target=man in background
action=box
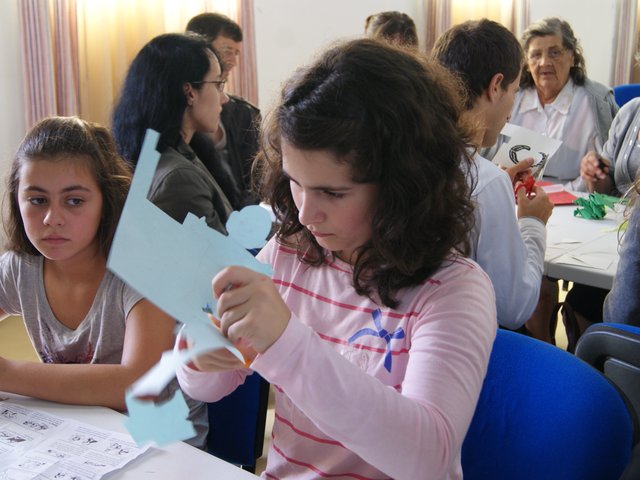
[187,12,261,210]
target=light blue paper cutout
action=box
[123,391,196,447]
[127,324,236,398]
[227,205,273,249]
[108,129,273,445]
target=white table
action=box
[0,392,259,480]
[544,203,623,289]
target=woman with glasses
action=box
[112,33,232,234]
[491,18,618,348]
[493,17,618,192]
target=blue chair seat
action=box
[614,84,640,108]
[462,329,633,480]
[206,372,270,473]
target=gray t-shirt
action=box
[0,252,141,364]
[0,251,209,449]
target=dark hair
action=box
[111,33,220,165]
[432,19,523,110]
[256,39,474,308]
[186,12,242,43]
[364,11,418,48]
[5,116,131,257]
[520,17,586,88]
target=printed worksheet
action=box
[0,401,150,479]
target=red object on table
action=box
[515,179,578,205]
[537,181,578,205]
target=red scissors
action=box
[514,175,535,200]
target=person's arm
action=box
[475,173,548,328]
[175,332,252,403]
[248,262,496,479]
[0,299,175,411]
[516,184,554,223]
[176,239,278,401]
[604,205,640,326]
[607,99,640,195]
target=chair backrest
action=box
[614,84,640,108]
[575,323,640,444]
[461,329,633,480]
[206,372,270,473]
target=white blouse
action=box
[512,79,597,190]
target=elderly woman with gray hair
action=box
[500,17,618,191]
[489,18,618,348]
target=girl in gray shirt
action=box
[0,117,206,447]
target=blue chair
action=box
[206,372,270,473]
[576,323,640,479]
[461,329,634,480]
[613,84,640,108]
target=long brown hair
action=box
[5,116,131,257]
[256,39,475,308]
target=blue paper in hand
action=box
[109,129,273,446]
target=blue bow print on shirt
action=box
[348,309,405,372]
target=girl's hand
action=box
[213,266,291,354]
[193,348,247,372]
[177,333,245,372]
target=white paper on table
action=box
[0,400,150,479]
[553,252,613,270]
[549,238,582,245]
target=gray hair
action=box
[520,17,586,88]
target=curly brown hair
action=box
[4,116,131,258]
[255,39,475,308]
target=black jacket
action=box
[190,94,261,210]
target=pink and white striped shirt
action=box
[177,239,497,480]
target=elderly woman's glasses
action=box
[190,80,226,92]
[527,48,567,63]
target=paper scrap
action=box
[123,392,196,447]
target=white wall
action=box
[0,0,25,176]
[0,1,624,164]
[253,1,624,113]
[253,0,424,112]
[529,0,618,87]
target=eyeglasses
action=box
[190,80,226,92]
[217,46,240,57]
[527,47,567,63]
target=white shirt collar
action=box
[518,78,575,115]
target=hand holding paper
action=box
[505,157,534,186]
[494,123,562,180]
[107,129,274,446]
[213,265,292,355]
